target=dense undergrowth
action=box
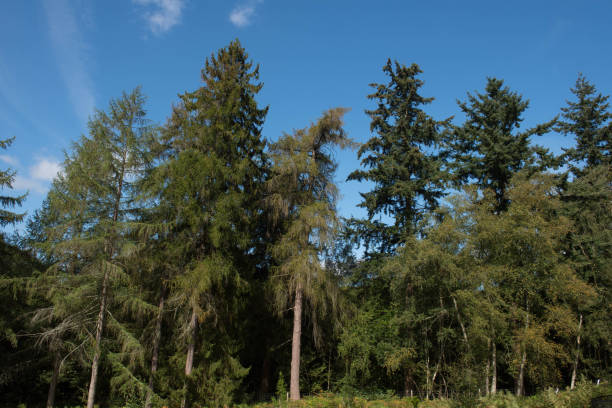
[250,382,611,408]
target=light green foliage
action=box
[268,107,354,339]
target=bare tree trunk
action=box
[181,308,198,408]
[516,348,527,396]
[145,290,166,408]
[515,311,529,397]
[570,314,583,390]
[425,355,430,400]
[86,266,110,408]
[452,296,469,351]
[47,350,61,408]
[259,351,271,399]
[404,369,412,397]
[490,341,497,395]
[485,338,490,396]
[290,282,303,401]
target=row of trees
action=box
[0,40,610,407]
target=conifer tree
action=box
[146,39,268,408]
[348,60,449,253]
[557,76,612,383]
[557,74,611,174]
[0,137,26,227]
[451,78,555,212]
[40,88,154,408]
[267,108,353,400]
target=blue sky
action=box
[1,0,611,233]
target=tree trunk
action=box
[86,266,110,408]
[145,290,166,408]
[516,348,527,396]
[290,282,303,401]
[181,308,198,408]
[404,369,412,397]
[485,338,490,396]
[570,314,583,390]
[515,310,529,397]
[490,340,497,395]
[47,350,61,408]
[259,350,271,399]
[452,296,469,351]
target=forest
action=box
[0,39,610,408]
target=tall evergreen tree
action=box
[557,74,611,174]
[451,78,555,212]
[267,108,353,400]
[348,60,449,253]
[39,88,155,408]
[145,39,268,408]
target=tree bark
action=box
[290,282,303,401]
[86,265,110,408]
[259,352,271,399]
[515,310,529,397]
[404,369,412,397]
[181,308,198,408]
[570,314,583,390]
[485,338,490,396]
[490,340,497,395]
[47,350,62,408]
[452,296,469,351]
[145,289,166,408]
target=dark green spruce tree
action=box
[557,75,612,384]
[145,39,268,408]
[348,60,449,253]
[451,78,555,212]
[557,74,611,175]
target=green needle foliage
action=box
[451,78,556,212]
[35,87,155,408]
[0,137,26,227]
[557,74,612,174]
[348,60,449,253]
[1,42,610,407]
[144,39,268,407]
[267,108,353,400]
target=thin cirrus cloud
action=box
[229,0,262,27]
[13,158,62,195]
[133,0,186,34]
[0,155,18,167]
[42,0,96,126]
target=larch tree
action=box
[267,108,353,400]
[40,88,155,408]
[347,60,449,253]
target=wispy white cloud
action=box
[0,155,18,166]
[133,0,186,34]
[229,0,262,27]
[13,157,62,194]
[30,158,62,182]
[43,0,96,125]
